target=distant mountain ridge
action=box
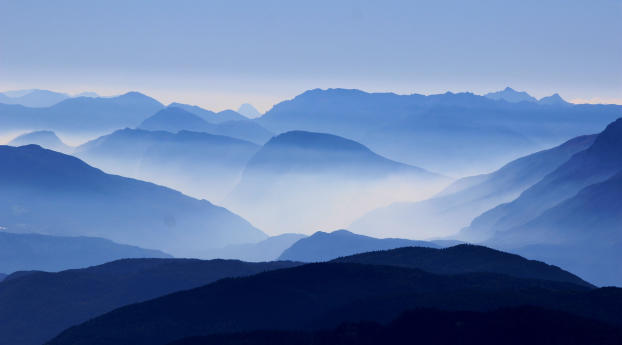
[75,128,261,201]
[485,87,537,103]
[140,107,273,144]
[0,91,164,133]
[0,144,266,256]
[256,88,620,175]
[0,89,70,107]
[278,230,440,262]
[0,231,169,274]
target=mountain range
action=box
[139,106,273,144]
[0,258,300,345]
[0,231,169,274]
[278,230,440,262]
[225,130,447,234]
[48,247,620,345]
[75,128,261,201]
[0,91,164,135]
[0,144,266,256]
[205,233,307,262]
[0,89,70,107]
[256,88,620,175]
[351,134,597,239]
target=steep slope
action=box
[207,233,307,262]
[75,128,260,201]
[9,130,72,153]
[225,131,446,234]
[491,171,622,286]
[0,144,266,256]
[463,117,622,242]
[0,259,299,345]
[0,89,69,107]
[169,307,622,345]
[140,107,272,144]
[0,231,169,274]
[0,91,164,133]
[48,262,620,345]
[278,230,439,262]
[256,88,621,175]
[351,134,596,239]
[333,244,590,287]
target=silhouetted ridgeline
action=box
[0,144,266,256]
[0,231,169,273]
[167,307,622,345]
[256,88,621,174]
[205,233,307,262]
[9,130,72,153]
[0,258,300,345]
[48,258,620,345]
[75,128,260,201]
[332,244,591,287]
[0,91,163,132]
[278,230,440,262]
[0,89,70,107]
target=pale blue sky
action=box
[1,0,620,111]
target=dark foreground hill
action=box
[48,262,620,345]
[169,307,622,345]
[0,259,299,345]
[0,231,169,273]
[333,244,591,287]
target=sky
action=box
[1,0,621,112]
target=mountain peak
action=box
[539,93,569,105]
[237,103,261,118]
[485,87,537,103]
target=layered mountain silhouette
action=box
[225,131,446,233]
[207,233,307,262]
[0,89,70,107]
[75,128,260,201]
[0,144,266,256]
[539,93,570,106]
[0,273,5,282]
[0,231,169,274]
[256,88,620,174]
[139,107,273,144]
[463,118,622,241]
[0,91,163,133]
[278,230,439,262]
[48,258,620,345]
[169,103,249,123]
[332,244,590,287]
[458,117,622,286]
[169,307,622,345]
[0,259,300,345]
[9,130,72,153]
[351,134,596,239]
[484,87,537,103]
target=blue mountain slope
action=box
[256,88,621,174]
[0,89,70,107]
[140,107,272,144]
[463,118,622,242]
[9,130,72,153]
[0,92,164,133]
[351,134,597,239]
[75,128,260,201]
[0,231,170,274]
[0,144,266,256]
[225,131,446,234]
[278,230,439,262]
